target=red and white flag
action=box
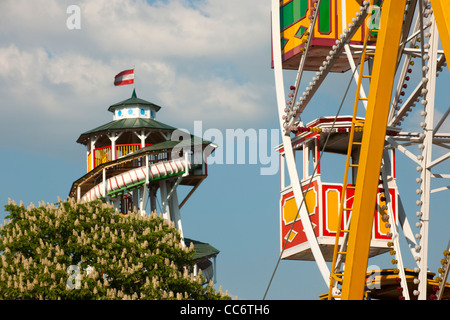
[114,69,134,86]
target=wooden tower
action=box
[69,89,220,283]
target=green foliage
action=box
[0,198,229,300]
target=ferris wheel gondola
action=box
[271,0,450,300]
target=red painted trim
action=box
[168,160,175,173]
[127,171,134,184]
[155,163,161,177]
[94,145,112,151]
[392,149,396,179]
[149,168,154,179]
[316,136,321,175]
[280,180,320,251]
[321,183,344,237]
[282,45,303,63]
[292,132,319,145]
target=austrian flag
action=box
[114,69,134,86]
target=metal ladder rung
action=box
[327,18,376,301]
[331,273,344,281]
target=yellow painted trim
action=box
[282,188,316,225]
[88,152,93,172]
[341,0,408,300]
[304,188,317,215]
[283,197,299,225]
[326,189,340,233]
[430,0,450,75]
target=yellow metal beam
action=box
[340,0,407,300]
[430,0,450,73]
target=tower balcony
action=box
[88,143,153,171]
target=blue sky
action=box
[0,0,449,300]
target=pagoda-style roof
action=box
[108,89,162,113]
[76,118,176,144]
[77,90,175,145]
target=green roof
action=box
[108,89,162,113]
[137,136,215,153]
[77,118,177,143]
[184,238,220,261]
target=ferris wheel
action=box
[270,0,450,300]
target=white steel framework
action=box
[270,0,449,300]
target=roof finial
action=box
[132,88,137,98]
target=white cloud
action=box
[0,0,275,158]
[0,44,112,113]
[0,0,272,141]
[79,0,268,59]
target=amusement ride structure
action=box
[271,0,450,299]
[68,88,219,283]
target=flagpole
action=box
[133,65,135,91]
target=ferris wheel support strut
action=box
[380,152,410,300]
[340,0,408,300]
[271,0,330,286]
[415,14,439,300]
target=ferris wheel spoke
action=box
[271,0,331,286]
[411,11,441,299]
[389,55,446,128]
[271,0,450,300]
[282,3,370,135]
[433,106,450,135]
[396,195,421,264]
[388,0,421,123]
[380,154,410,299]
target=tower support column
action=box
[107,132,123,161]
[168,180,185,246]
[149,186,157,214]
[159,180,170,221]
